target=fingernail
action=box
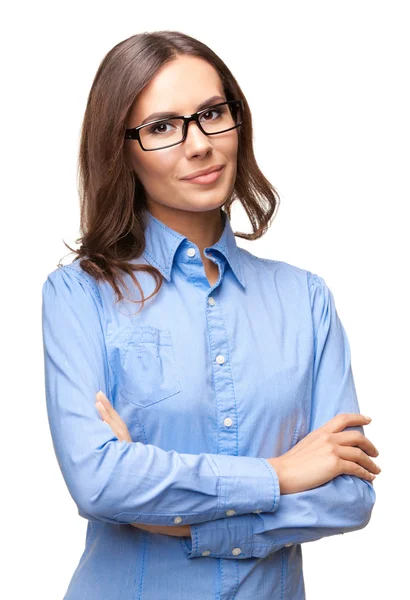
[363,415,372,421]
[96,400,106,412]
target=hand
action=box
[95,391,191,538]
[130,523,191,537]
[268,413,381,495]
[95,390,132,442]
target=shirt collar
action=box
[142,208,246,288]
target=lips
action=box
[181,166,225,185]
[182,165,224,180]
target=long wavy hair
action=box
[61,30,281,312]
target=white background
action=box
[2,1,408,598]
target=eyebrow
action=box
[139,95,227,126]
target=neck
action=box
[145,202,225,254]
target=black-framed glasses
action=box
[124,99,243,151]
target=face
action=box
[124,55,239,218]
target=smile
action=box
[182,166,225,185]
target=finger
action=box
[337,458,378,482]
[96,392,123,427]
[96,392,129,432]
[96,391,125,427]
[338,446,381,475]
[321,413,372,434]
[95,398,116,427]
[96,400,109,422]
[95,392,133,443]
[96,390,113,412]
[96,402,132,442]
[95,399,118,427]
[334,430,379,457]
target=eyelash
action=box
[147,107,224,135]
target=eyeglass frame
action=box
[124,99,244,151]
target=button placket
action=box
[185,245,221,290]
[205,267,241,575]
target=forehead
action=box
[129,55,225,122]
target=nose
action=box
[184,119,213,153]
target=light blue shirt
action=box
[42,208,376,599]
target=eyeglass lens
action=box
[139,102,241,150]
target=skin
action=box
[93,56,382,537]
[124,54,240,287]
[96,55,241,537]
[95,387,382,539]
[96,391,191,537]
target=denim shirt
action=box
[41,208,376,599]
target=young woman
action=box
[42,30,380,600]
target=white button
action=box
[174,516,182,524]
[202,550,211,556]
[216,354,225,364]
[208,297,216,306]
[253,509,262,514]
[232,547,242,556]
[187,248,196,257]
[224,417,233,427]
[285,543,293,547]
[226,509,236,516]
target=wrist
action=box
[268,457,285,493]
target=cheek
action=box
[231,135,239,160]
[132,153,177,186]
[220,134,238,164]
[223,138,239,174]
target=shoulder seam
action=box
[63,265,103,309]
[307,270,323,287]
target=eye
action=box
[200,107,224,122]
[147,121,176,135]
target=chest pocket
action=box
[119,325,181,408]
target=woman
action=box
[41,31,380,599]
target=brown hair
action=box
[61,30,281,312]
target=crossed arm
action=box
[96,391,191,538]
[95,389,378,559]
[43,267,377,560]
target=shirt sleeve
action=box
[181,271,376,559]
[42,265,280,526]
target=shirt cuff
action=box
[209,455,280,518]
[180,457,280,559]
[181,514,259,559]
